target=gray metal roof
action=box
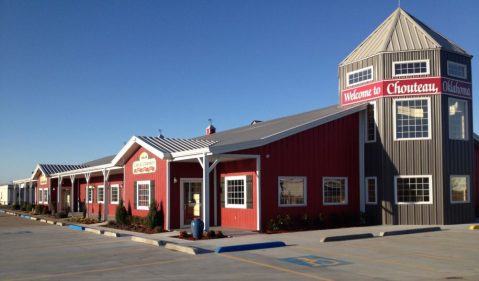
[39,164,88,176]
[341,8,470,65]
[82,155,115,167]
[137,136,217,154]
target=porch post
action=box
[202,153,210,230]
[84,172,91,218]
[102,169,110,221]
[29,182,33,204]
[57,176,63,212]
[23,184,27,204]
[13,184,17,205]
[70,175,76,212]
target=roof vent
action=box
[158,129,165,139]
[206,118,216,135]
[250,120,262,125]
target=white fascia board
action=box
[49,164,121,178]
[170,147,211,159]
[111,136,138,166]
[13,178,35,184]
[211,104,368,155]
[111,136,169,166]
[30,165,46,180]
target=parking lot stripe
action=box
[219,253,334,281]
[4,257,190,281]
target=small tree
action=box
[115,199,128,225]
[127,201,132,218]
[146,200,159,229]
[98,203,102,221]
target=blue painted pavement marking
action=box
[280,255,350,268]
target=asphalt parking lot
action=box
[1,213,479,281]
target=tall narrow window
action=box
[323,177,348,205]
[395,176,432,204]
[393,60,429,76]
[87,186,93,203]
[450,176,469,203]
[111,184,119,204]
[39,189,43,204]
[97,186,104,203]
[365,177,377,204]
[447,61,467,79]
[347,66,373,87]
[366,102,376,142]
[394,98,430,140]
[225,176,246,208]
[278,177,307,206]
[43,189,49,204]
[448,98,467,140]
[136,181,150,210]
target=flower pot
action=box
[191,218,204,239]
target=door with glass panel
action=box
[180,179,202,227]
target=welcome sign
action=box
[132,152,156,174]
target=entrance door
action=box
[62,188,71,211]
[180,179,202,227]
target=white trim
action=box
[87,186,94,203]
[447,61,467,79]
[393,97,431,141]
[322,177,348,206]
[179,178,203,228]
[392,59,430,77]
[256,156,261,231]
[224,175,247,209]
[136,180,151,210]
[450,175,470,204]
[110,184,120,205]
[346,66,373,87]
[394,175,433,205]
[97,185,105,204]
[278,176,307,207]
[365,177,377,205]
[365,101,377,143]
[448,97,469,141]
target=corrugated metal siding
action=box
[382,50,441,79]
[339,55,382,95]
[441,51,472,81]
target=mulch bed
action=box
[175,230,229,240]
[103,222,166,234]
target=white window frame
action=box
[365,177,377,205]
[450,175,470,204]
[225,175,247,209]
[346,66,373,87]
[394,175,433,205]
[448,97,468,141]
[392,59,430,77]
[97,185,105,204]
[110,184,120,205]
[87,186,94,203]
[393,97,431,141]
[365,101,377,143]
[447,61,467,79]
[278,176,307,207]
[136,180,151,210]
[322,177,348,206]
[38,188,44,204]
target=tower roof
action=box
[340,8,470,66]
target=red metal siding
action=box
[78,174,124,219]
[36,175,50,206]
[232,113,360,230]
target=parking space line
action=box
[219,253,334,281]
[4,257,191,281]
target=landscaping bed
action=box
[103,221,165,234]
[175,230,228,240]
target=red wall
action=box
[78,174,124,219]
[231,113,360,230]
[36,175,50,206]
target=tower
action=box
[339,8,473,224]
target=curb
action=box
[69,225,85,231]
[165,243,198,255]
[320,233,375,242]
[103,231,121,237]
[85,228,104,235]
[131,236,165,247]
[40,219,47,223]
[469,225,479,230]
[56,222,66,226]
[215,241,286,253]
[30,217,39,221]
[378,227,442,237]
[46,220,56,225]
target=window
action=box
[394,98,430,140]
[395,176,432,204]
[393,60,429,76]
[450,175,469,203]
[136,180,150,210]
[447,61,467,79]
[111,184,119,204]
[366,177,377,204]
[225,176,246,208]
[87,186,93,203]
[43,188,49,204]
[448,98,467,140]
[347,66,373,86]
[323,177,348,205]
[366,102,377,142]
[97,186,104,203]
[278,177,307,206]
[38,189,43,204]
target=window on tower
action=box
[347,66,373,87]
[393,60,429,76]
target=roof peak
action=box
[340,7,470,65]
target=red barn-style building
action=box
[11,8,478,230]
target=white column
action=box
[57,176,63,212]
[29,182,33,204]
[102,169,110,221]
[23,184,27,204]
[70,175,76,212]
[85,172,91,218]
[202,154,210,230]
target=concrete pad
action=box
[165,243,198,255]
[131,236,164,247]
[320,233,375,242]
[103,231,121,237]
[215,241,286,253]
[85,228,104,235]
[378,226,441,237]
[469,225,479,230]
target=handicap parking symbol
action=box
[280,255,350,268]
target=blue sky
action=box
[1,0,478,183]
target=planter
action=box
[191,218,204,239]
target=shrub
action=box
[56,211,68,219]
[267,214,293,231]
[98,203,102,221]
[127,201,132,217]
[34,205,43,215]
[115,199,128,225]
[179,231,189,238]
[205,230,216,239]
[12,203,20,210]
[41,206,50,215]
[20,203,27,211]
[146,200,159,229]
